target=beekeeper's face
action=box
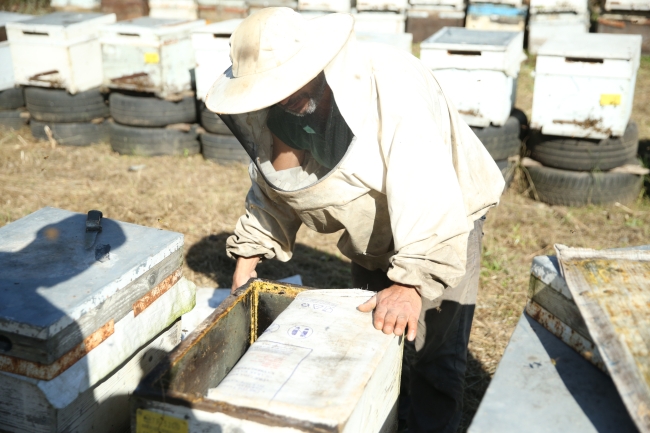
[277,72,327,117]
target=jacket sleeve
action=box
[226,176,303,262]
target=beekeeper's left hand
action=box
[357,284,422,341]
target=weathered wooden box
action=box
[0,12,32,92]
[0,207,196,432]
[6,12,116,94]
[100,17,205,100]
[406,6,466,44]
[605,0,650,11]
[132,281,403,433]
[298,0,351,13]
[192,19,242,101]
[353,11,407,34]
[528,0,588,15]
[530,33,642,139]
[598,13,650,55]
[420,27,524,127]
[356,0,408,13]
[527,12,589,55]
[465,4,528,32]
[198,0,248,21]
[149,0,200,20]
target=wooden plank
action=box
[556,245,650,433]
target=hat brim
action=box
[205,13,354,115]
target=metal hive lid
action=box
[17,11,107,27]
[538,33,642,61]
[0,207,183,340]
[0,12,32,28]
[422,27,521,51]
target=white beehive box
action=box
[529,0,588,14]
[353,11,407,33]
[531,33,642,139]
[50,0,101,10]
[299,0,351,13]
[197,0,248,21]
[409,0,465,9]
[465,4,528,32]
[0,12,32,92]
[6,12,116,94]
[357,0,409,12]
[149,0,199,19]
[421,27,524,127]
[134,288,402,433]
[605,0,650,11]
[527,12,589,55]
[357,31,413,52]
[406,5,466,43]
[101,17,205,100]
[192,19,242,101]
[469,0,522,7]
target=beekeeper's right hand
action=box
[232,256,261,293]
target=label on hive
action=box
[144,52,160,64]
[136,408,188,433]
[600,94,621,106]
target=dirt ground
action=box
[1,38,649,432]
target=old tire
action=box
[471,111,524,160]
[201,132,250,164]
[528,122,639,172]
[109,93,197,127]
[0,87,25,110]
[200,105,232,135]
[110,122,200,156]
[31,120,109,146]
[25,87,109,122]
[495,159,515,190]
[0,110,29,130]
[527,165,643,206]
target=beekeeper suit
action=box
[206,8,505,433]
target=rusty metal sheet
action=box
[556,245,650,433]
[0,319,114,380]
[133,269,182,316]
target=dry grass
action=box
[1,55,649,431]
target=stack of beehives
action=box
[465,0,527,33]
[0,207,195,433]
[100,0,150,21]
[421,27,527,188]
[100,17,205,157]
[0,12,31,131]
[406,0,466,43]
[7,12,114,146]
[527,0,589,55]
[597,0,650,55]
[197,0,249,21]
[149,0,200,19]
[526,33,649,207]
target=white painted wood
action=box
[527,12,589,55]
[6,12,116,93]
[203,289,402,431]
[101,17,205,99]
[298,0,351,13]
[0,13,32,91]
[51,0,101,9]
[531,33,642,138]
[605,0,650,11]
[357,31,413,52]
[408,0,465,9]
[149,0,199,20]
[469,0,523,7]
[529,0,588,14]
[356,0,408,12]
[353,12,406,34]
[420,28,524,126]
[0,321,181,433]
[192,19,242,101]
[465,4,528,32]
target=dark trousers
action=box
[351,218,484,433]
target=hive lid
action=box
[0,207,183,341]
[538,33,642,61]
[104,16,205,36]
[0,12,33,28]
[422,27,521,51]
[192,18,243,35]
[467,3,528,16]
[16,11,108,27]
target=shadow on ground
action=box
[459,352,492,432]
[185,232,352,289]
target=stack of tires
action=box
[26,87,110,146]
[471,108,527,189]
[0,88,29,130]
[526,122,643,206]
[109,92,200,157]
[199,103,250,164]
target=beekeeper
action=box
[206,8,504,433]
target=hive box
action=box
[0,12,32,92]
[530,33,642,139]
[101,17,205,100]
[527,12,589,55]
[598,13,650,55]
[469,0,522,8]
[406,6,466,43]
[298,0,351,13]
[421,27,524,127]
[409,0,465,9]
[465,4,528,32]
[605,0,650,11]
[198,0,248,20]
[353,11,407,33]
[51,0,101,11]
[357,0,409,13]
[0,207,195,432]
[132,281,403,433]
[248,0,299,14]
[6,12,116,94]
[101,0,150,21]
[192,19,242,101]
[529,0,587,15]
[357,31,414,52]
[149,0,199,19]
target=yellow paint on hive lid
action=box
[136,409,188,433]
[600,94,621,106]
[144,52,160,64]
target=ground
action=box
[0,10,649,429]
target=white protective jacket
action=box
[225,35,505,301]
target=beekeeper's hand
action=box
[232,256,261,293]
[357,284,422,341]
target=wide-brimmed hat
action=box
[205,8,354,114]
